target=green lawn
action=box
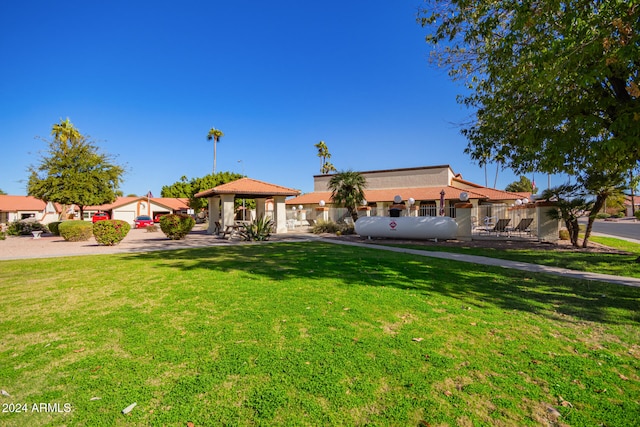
[1,242,639,426]
[389,236,640,279]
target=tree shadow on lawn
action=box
[125,242,640,326]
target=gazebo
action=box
[194,177,300,234]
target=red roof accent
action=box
[0,195,49,211]
[84,197,190,211]
[195,178,300,198]
[287,185,524,205]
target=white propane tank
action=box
[355,216,458,240]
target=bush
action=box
[145,224,159,233]
[559,229,570,240]
[240,215,274,241]
[635,210,640,221]
[93,220,131,246]
[58,221,93,242]
[48,221,63,236]
[7,220,49,236]
[311,220,341,234]
[595,212,611,219]
[0,231,5,241]
[159,214,195,240]
[311,220,355,235]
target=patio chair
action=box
[511,218,534,237]
[489,218,511,235]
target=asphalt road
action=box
[580,218,640,242]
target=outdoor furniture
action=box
[479,216,497,234]
[221,222,246,239]
[510,218,534,237]
[32,231,43,239]
[489,218,511,236]
[214,221,222,234]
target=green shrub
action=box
[0,231,5,241]
[159,214,195,240]
[58,221,93,242]
[7,220,49,236]
[595,212,611,219]
[48,221,63,236]
[240,215,274,241]
[311,220,341,234]
[635,210,640,221]
[311,220,355,235]
[93,220,131,246]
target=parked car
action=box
[92,212,110,223]
[153,213,168,223]
[134,215,154,228]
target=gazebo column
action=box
[273,196,287,233]
[255,198,267,220]
[221,194,235,231]
[207,196,220,234]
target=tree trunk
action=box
[582,194,607,248]
[565,219,580,247]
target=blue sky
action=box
[0,0,563,197]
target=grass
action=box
[0,242,638,426]
[390,237,640,279]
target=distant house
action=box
[0,195,61,225]
[83,197,190,223]
[0,195,191,226]
[286,165,531,220]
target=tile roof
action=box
[287,186,491,205]
[195,178,300,198]
[0,195,48,211]
[84,197,190,211]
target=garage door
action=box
[113,210,136,225]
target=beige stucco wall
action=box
[314,166,453,191]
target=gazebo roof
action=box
[194,177,300,199]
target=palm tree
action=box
[51,117,82,146]
[207,127,224,174]
[328,170,367,222]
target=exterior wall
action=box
[314,166,453,192]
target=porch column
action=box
[221,194,235,231]
[536,202,559,243]
[255,198,266,220]
[454,202,473,241]
[207,196,220,234]
[273,196,287,233]
[377,202,388,216]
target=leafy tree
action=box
[0,188,6,195]
[418,1,640,182]
[328,170,367,222]
[27,118,125,218]
[314,141,337,174]
[207,127,224,175]
[539,184,593,248]
[161,175,191,198]
[578,167,627,247]
[505,176,537,194]
[162,172,244,213]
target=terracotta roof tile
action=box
[195,178,300,198]
[0,195,48,211]
[287,186,491,205]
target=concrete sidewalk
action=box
[321,238,640,288]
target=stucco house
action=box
[286,165,531,221]
[0,195,62,225]
[83,197,190,223]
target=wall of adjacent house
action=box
[313,166,452,192]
